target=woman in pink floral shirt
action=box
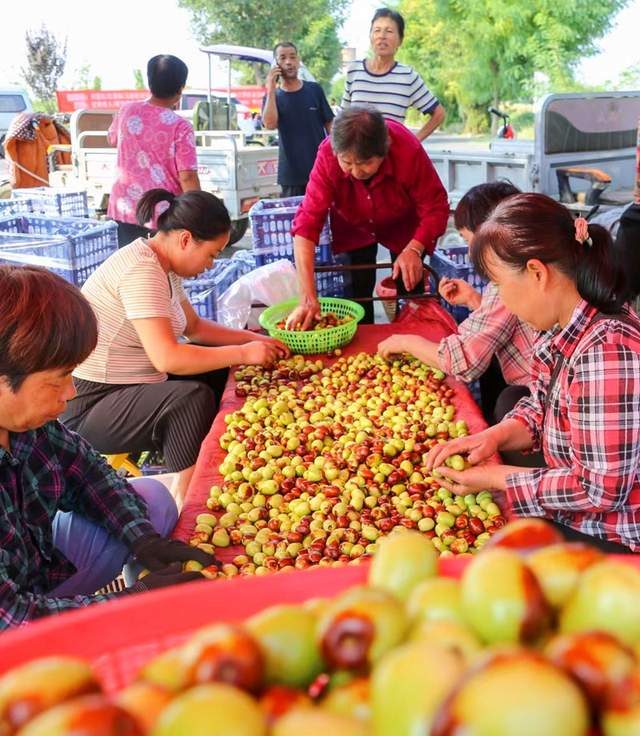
[108,55,200,246]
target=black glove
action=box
[131,533,221,571]
[130,562,206,592]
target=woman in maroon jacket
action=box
[288,106,449,326]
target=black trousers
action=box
[345,243,378,324]
[344,243,426,324]
[549,520,634,554]
[479,356,507,424]
[62,370,228,472]
[115,221,151,248]
[281,185,306,198]
[493,384,546,468]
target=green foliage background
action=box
[178,0,349,91]
[21,25,67,113]
[398,0,629,131]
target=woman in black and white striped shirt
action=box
[341,7,446,141]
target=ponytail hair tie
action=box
[574,217,592,247]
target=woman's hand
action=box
[285,297,321,331]
[254,333,291,359]
[240,340,283,367]
[426,429,501,472]
[433,463,510,495]
[392,245,424,291]
[378,334,419,359]
[438,278,481,309]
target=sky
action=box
[0,0,639,91]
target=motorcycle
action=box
[488,106,515,139]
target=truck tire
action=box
[0,134,5,159]
[229,218,248,246]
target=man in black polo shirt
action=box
[262,42,334,197]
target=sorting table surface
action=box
[173,301,491,547]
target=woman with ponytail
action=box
[425,193,640,552]
[63,188,288,506]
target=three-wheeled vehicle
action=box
[49,45,292,243]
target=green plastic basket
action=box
[259,297,365,354]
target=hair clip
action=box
[574,217,592,247]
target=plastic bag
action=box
[216,259,299,329]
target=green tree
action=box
[92,76,102,90]
[298,16,342,92]
[21,25,67,113]
[398,0,628,132]
[73,63,92,89]
[331,74,346,104]
[133,68,146,89]
[617,62,640,90]
[178,0,349,88]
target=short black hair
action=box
[454,181,521,233]
[614,204,640,299]
[147,55,189,99]
[273,42,298,57]
[331,106,389,160]
[371,8,405,40]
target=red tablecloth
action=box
[173,301,490,544]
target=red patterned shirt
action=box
[438,283,536,385]
[505,299,640,550]
[291,120,449,255]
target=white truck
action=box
[0,88,32,143]
[49,45,288,243]
[51,108,278,243]
[423,90,640,209]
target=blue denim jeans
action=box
[50,478,178,595]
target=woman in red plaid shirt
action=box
[427,193,640,552]
[379,182,537,422]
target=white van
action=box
[0,88,32,136]
[0,88,33,157]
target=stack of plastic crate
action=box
[0,214,117,287]
[11,188,90,218]
[249,196,347,297]
[429,235,486,323]
[183,251,257,321]
[0,198,33,218]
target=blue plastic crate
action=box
[182,259,237,321]
[315,268,347,298]
[11,188,89,218]
[183,273,218,320]
[250,196,332,267]
[0,198,32,217]
[215,252,257,296]
[0,232,68,250]
[0,215,117,287]
[183,252,261,321]
[429,243,486,323]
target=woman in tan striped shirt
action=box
[63,188,288,506]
